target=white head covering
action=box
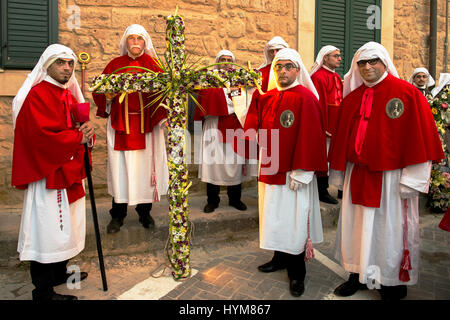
[12,44,83,129]
[119,24,158,59]
[259,36,289,69]
[431,73,450,97]
[343,41,399,98]
[408,67,435,88]
[214,49,236,69]
[309,45,339,76]
[267,48,319,99]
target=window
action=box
[0,0,58,69]
[315,0,381,78]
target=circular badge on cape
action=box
[280,110,295,128]
[385,98,404,119]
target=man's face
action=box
[47,58,74,84]
[218,55,234,70]
[323,50,342,69]
[357,58,386,83]
[127,34,145,57]
[274,60,299,88]
[268,48,282,62]
[413,72,429,87]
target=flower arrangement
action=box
[426,85,450,213]
[90,9,261,280]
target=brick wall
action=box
[394,0,448,80]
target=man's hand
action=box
[289,171,306,191]
[105,92,117,100]
[80,121,94,144]
[325,131,332,138]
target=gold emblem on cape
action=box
[385,98,404,119]
[280,110,295,128]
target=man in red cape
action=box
[310,45,344,204]
[245,48,327,297]
[194,50,258,213]
[11,44,94,300]
[92,24,169,234]
[258,36,289,94]
[329,42,444,300]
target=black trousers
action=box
[109,198,152,220]
[273,250,306,281]
[30,260,68,300]
[206,183,242,206]
[317,176,330,194]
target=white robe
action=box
[259,172,323,255]
[198,89,258,186]
[17,178,86,263]
[107,118,169,205]
[330,161,431,286]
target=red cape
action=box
[12,81,87,204]
[92,54,165,150]
[258,64,271,93]
[194,88,252,157]
[245,85,328,184]
[329,74,444,207]
[311,67,343,136]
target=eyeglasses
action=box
[274,63,297,72]
[357,58,380,67]
[328,54,341,59]
[415,75,429,79]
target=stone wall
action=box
[394,0,448,81]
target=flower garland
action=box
[426,85,450,213]
[90,10,261,280]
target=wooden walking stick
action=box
[78,52,108,291]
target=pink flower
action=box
[442,103,448,110]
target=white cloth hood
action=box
[214,50,236,69]
[259,36,289,69]
[267,48,319,99]
[432,73,450,97]
[119,24,158,59]
[343,41,399,98]
[12,44,84,129]
[309,45,339,76]
[408,67,435,88]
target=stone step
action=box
[0,186,343,264]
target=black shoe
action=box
[229,201,247,211]
[107,217,123,234]
[289,279,305,297]
[377,285,407,301]
[54,271,88,286]
[204,203,218,213]
[139,213,155,229]
[33,292,78,301]
[50,293,78,300]
[319,192,339,204]
[334,274,368,297]
[337,190,343,199]
[257,260,287,273]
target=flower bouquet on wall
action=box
[426,86,450,213]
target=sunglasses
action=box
[274,63,297,72]
[357,58,381,67]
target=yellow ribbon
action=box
[125,93,130,134]
[139,92,144,134]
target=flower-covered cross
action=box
[90,11,261,280]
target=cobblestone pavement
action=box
[0,210,448,302]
